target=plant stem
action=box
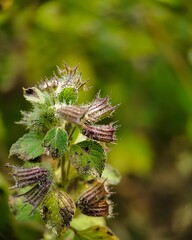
[61,155,66,186]
[66,151,70,180]
[68,125,77,144]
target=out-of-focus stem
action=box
[66,151,70,180]
[61,155,66,186]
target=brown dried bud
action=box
[81,123,117,143]
[56,104,88,124]
[85,95,116,123]
[77,180,113,217]
[6,164,52,214]
[6,164,51,189]
[58,191,76,229]
[18,179,52,215]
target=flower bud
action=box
[6,164,53,214]
[58,63,88,91]
[85,95,116,123]
[7,164,50,189]
[58,191,76,229]
[19,179,52,215]
[81,123,117,143]
[41,191,76,234]
[56,104,88,124]
[77,180,113,217]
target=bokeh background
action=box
[1,0,192,239]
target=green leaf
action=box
[71,214,105,231]
[61,229,75,240]
[9,132,44,161]
[58,87,78,104]
[69,140,106,177]
[43,127,68,159]
[15,198,41,222]
[73,225,119,240]
[102,164,121,185]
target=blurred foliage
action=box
[1,0,192,239]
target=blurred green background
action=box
[1,0,192,239]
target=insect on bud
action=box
[77,179,114,218]
[81,123,117,143]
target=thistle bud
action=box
[77,180,113,217]
[81,123,117,143]
[85,95,116,123]
[56,104,88,124]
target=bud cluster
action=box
[56,93,118,143]
[7,64,120,238]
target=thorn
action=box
[63,62,69,73]
[74,63,80,73]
